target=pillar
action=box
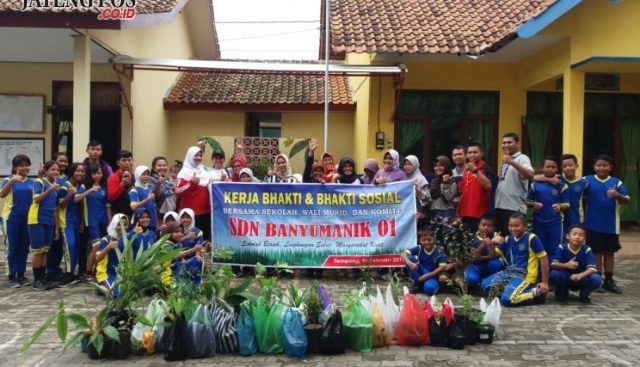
[562,68,585,177]
[72,34,91,161]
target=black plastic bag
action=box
[428,317,449,347]
[186,305,216,358]
[163,313,188,361]
[319,310,347,355]
[447,320,466,350]
[211,303,239,353]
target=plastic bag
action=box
[186,304,216,358]
[423,301,434,320]
[372,304,392,347]
[395,293,429,346]
[428,316,449,347]
[163,312,188,361]
[236,307,258,356]
[382,285,400,339]
[319,309,347,355]
[447,320,466,350]
[319,303,337,326]
[282,308,308,359]
[441,302,454,326]
[254,300,284,354]
[318,284,331,310]
[342,301,373,353]
[211,302,238,353]
[132,299,169,349]
[482,297,502,335]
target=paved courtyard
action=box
[0,256,639,367]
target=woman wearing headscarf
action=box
[361,158,379,184]
[402,155,431,221]
[373,149,407,184]
[264,154,300,183]
[429,155,458,218]
[230,156,249,182]
[320,151,337,183]
[175,146,212,241]
[95,213,128,296]
[129,165,157,232]
[334,157,363,184]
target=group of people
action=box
[401,133,630,306]
[0,133,631,307]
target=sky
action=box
[213,0,322,60]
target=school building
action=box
[0,0,638,221]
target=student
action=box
[526,156,569,261]
[264,154,300,183]
[1,155,34,288]
[400,228,448,295]
[239,167,257,182]
[46,152,69,283]
[130,209,157,257]
[176,146,212,241]
[429,156,457,218]
[95,214,128,296]
[169,161,182,185]
[361,158,379,185]
[402,155,430,221]
[129,165,157,233]
[53,162,85,287]
[481,213,549,307]
[583,154,630,294]
[107,150,134,218]
[162,222,203,285]
[82,140,113,186]
[76,164,109,280]
[150,156,177,222]
[28,160,61,291]
[373,149,407,184]
[464,215,505,288]
[334,157,363,184]
[174,209,204,284]
[550,225,602,303]
[158,210,179,236]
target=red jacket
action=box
[175,178,210,215]
[458,161,492,218]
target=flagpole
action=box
[323,0,330,152]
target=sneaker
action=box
[83,272,95,282]
[17,275,32,286]
[554,291,568,303]
[32,280,49,291]
[9,278,21,288]
[603,278,623,294]
[57,274,76,288]
[578,296,592,304]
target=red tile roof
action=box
[328,0,558,55]
[164,72,355,109]
[0,0,179,14]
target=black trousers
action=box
[195,213,212,242]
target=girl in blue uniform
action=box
[28,160,61,291]
[177,208,204,284]
[1,155,33,288]
[130,209,157,257]
[76,163,108,280]
[129,165,157,232]
[46,152,70,282]
[95,214,128,297]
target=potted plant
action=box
[476,322,496,344]
[303,281,323,354]
[456,294,485,345]
[20,300,120,360]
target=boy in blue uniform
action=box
[550,225,602,303]
[527,156,569,261]
[96,214,128,297]
[0,155,33,288]
[583,154,630,294]
[129,165,157,233]
[464,215,505,288]
[481,213,549,307]
[28,160,61,291]
[400,228,448,295]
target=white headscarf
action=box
[134,165,150,189]
[107,213,128,238]
[274,153,292,178]
[163,211,179,223]
[178,208,196,232]
[177,146,209,187]
[238,167,255,181]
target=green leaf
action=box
[229,276,253,294]
[56,301,68,341]
[63,331,85,352]
[19,311,58,354]
[103,325,120,343]
[288,139,309,159]
[134,315,153,327]
[91,333,104,355]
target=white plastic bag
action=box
[319,303,337,327]
[482,297,502,335]
[132,299,169,342]
[382,285,400,338]
[479,297,487,312]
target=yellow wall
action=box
[0,62,117,157]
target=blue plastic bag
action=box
[281,308,308,359]
[236,307,258,356]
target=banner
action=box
[210,181,417,268]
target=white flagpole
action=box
[323,0,330,152]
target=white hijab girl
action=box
[177,146,210,187]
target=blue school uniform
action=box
[181,227,204,253]
[527,180,569,261]
[48,180,82,275]
[562,176,588,232]
[47,176,72,275]
[549,243,602,298]
[464,233,505,288]
[404,244,447,295]
[1,176,33,277]
[79,184,109,245]
[28,178,58,254]
[96,235,124,296]
[130,229,157,257]
[129,185,157,232]
[583,175,629,235]
[481,232,547,307]
[168,241,203,285]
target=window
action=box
[246,112,281,137]
[524,92,563,171]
